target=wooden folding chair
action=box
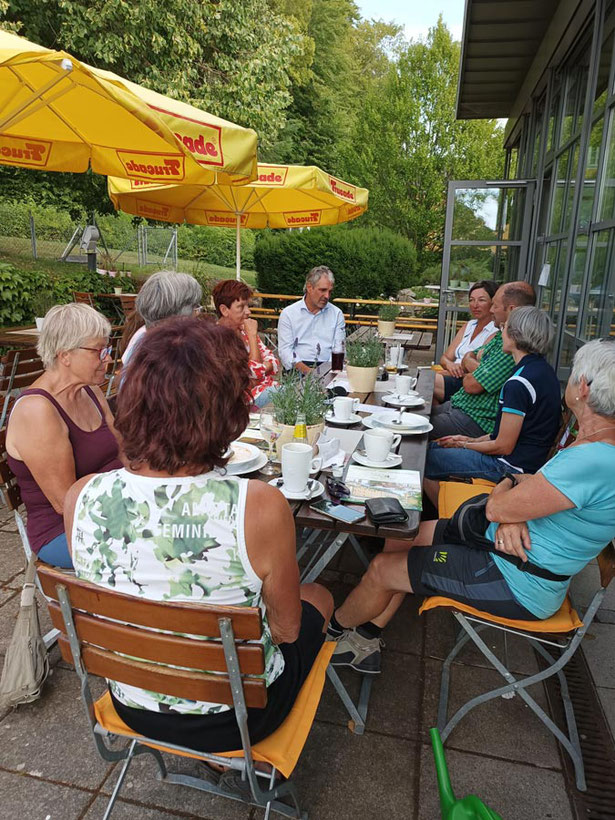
[420,480,615,791]
[0,347,45,428]
[72,291,95,307]
[119,294,137,320]
[0,429,60,649]
[37,565,335,820]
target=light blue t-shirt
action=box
[488,443,615,619]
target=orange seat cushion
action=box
[419,595,582,633]
[94,641,335,779]
[438,480,496,519]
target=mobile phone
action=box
[309,499,366,524]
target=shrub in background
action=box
[254,225,418,299]
[0,198,82,241]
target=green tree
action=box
[1,0,306,149]
[340,18,505,259]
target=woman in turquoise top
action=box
[322,339,615,675]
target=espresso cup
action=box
[333,396,360,420]
[395,374,417,395]
[281,443,322,493]
[363,428,401,462]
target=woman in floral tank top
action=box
[213,279,280,408]
[64,317,331,753]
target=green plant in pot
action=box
[346,337,383,393]
[31,290,56,331]
[271,370,329,455]
[377,302,400,337]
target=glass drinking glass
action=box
[259,408,282,476]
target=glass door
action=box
[435,181,535,361]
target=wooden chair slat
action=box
[598,541,615,589]
[0,347,39,366]
[48,604,265,674]
[10,358,45,376]
[58,639,268,708]
[38,566,263,640]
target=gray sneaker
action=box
[330,628,383,674]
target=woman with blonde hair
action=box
[6,303,122,567]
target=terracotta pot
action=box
[276,420,325,458]
[346,365,379,393]
[377,319,396,337]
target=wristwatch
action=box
[498,472,519,487]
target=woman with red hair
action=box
[212,279,279,407]
[63,317,332,752]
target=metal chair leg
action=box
[102,739,138,820]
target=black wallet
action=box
[365,497,409,525]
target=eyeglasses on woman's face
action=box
[79,345,113,361]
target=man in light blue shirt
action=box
[277,266,346,373]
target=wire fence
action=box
[0,213,177,271]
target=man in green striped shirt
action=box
[430,282,536,439]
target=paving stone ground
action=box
[1,350,613,818]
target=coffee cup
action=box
[395,374,417,396]
[333,396,360,420]
[363,428,401,462]
[281,443,322,493]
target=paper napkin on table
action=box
[316,432,345,469]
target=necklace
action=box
[576,424,615,443]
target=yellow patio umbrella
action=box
[108,163,369,279]
[0,30,257,185]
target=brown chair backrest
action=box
[73,292,95,307]
[37,564,267,708]
[119,294,137,319]
[598,541,615,590]
[0,347,44,394]
[0,427,22,511]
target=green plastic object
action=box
[430,728,503,820]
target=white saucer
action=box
[325,411,362,425]
[268,478,325,500]
[381,393,425,408]
[237,451,268,474]
[363,415,433,436]
[352,451,403,469]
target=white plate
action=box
[352,451,403,469]
[224,441,262,475]
[325,411,363,426]
[381,393,425,408]
[370,410,428,429]
[363,415,433,436]
[268,478,325,500]
[235,451,268,474]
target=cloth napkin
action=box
[316,431,345,469]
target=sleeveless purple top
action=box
[7,387,122,553]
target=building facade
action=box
[442,0,615,378]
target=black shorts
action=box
[110,600,325,752]
[406,520,538,620]
[443,375,464,402]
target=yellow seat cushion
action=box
[438,479,496,518]
[419,595,582,633]
[431,365,445,372]
[94,641,335,779]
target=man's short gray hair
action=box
[37,303,111,369]
[136,271,202,326]
[505,306,554,356]
[570,338,615,418]
[304,265,335,294]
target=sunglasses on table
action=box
[79,345,113,361]
[326,477,350,505]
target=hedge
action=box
[253,226,418,299]
[177,224,255,269]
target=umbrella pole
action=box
[235,213,241,281]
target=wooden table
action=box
[294,367,434,548]
[347,324,433,351]
[0,326,39,347]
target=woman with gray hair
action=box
[424,306,561,490]
[5,303,122,568]
[121,270,203,366]
[326,338,615,672]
